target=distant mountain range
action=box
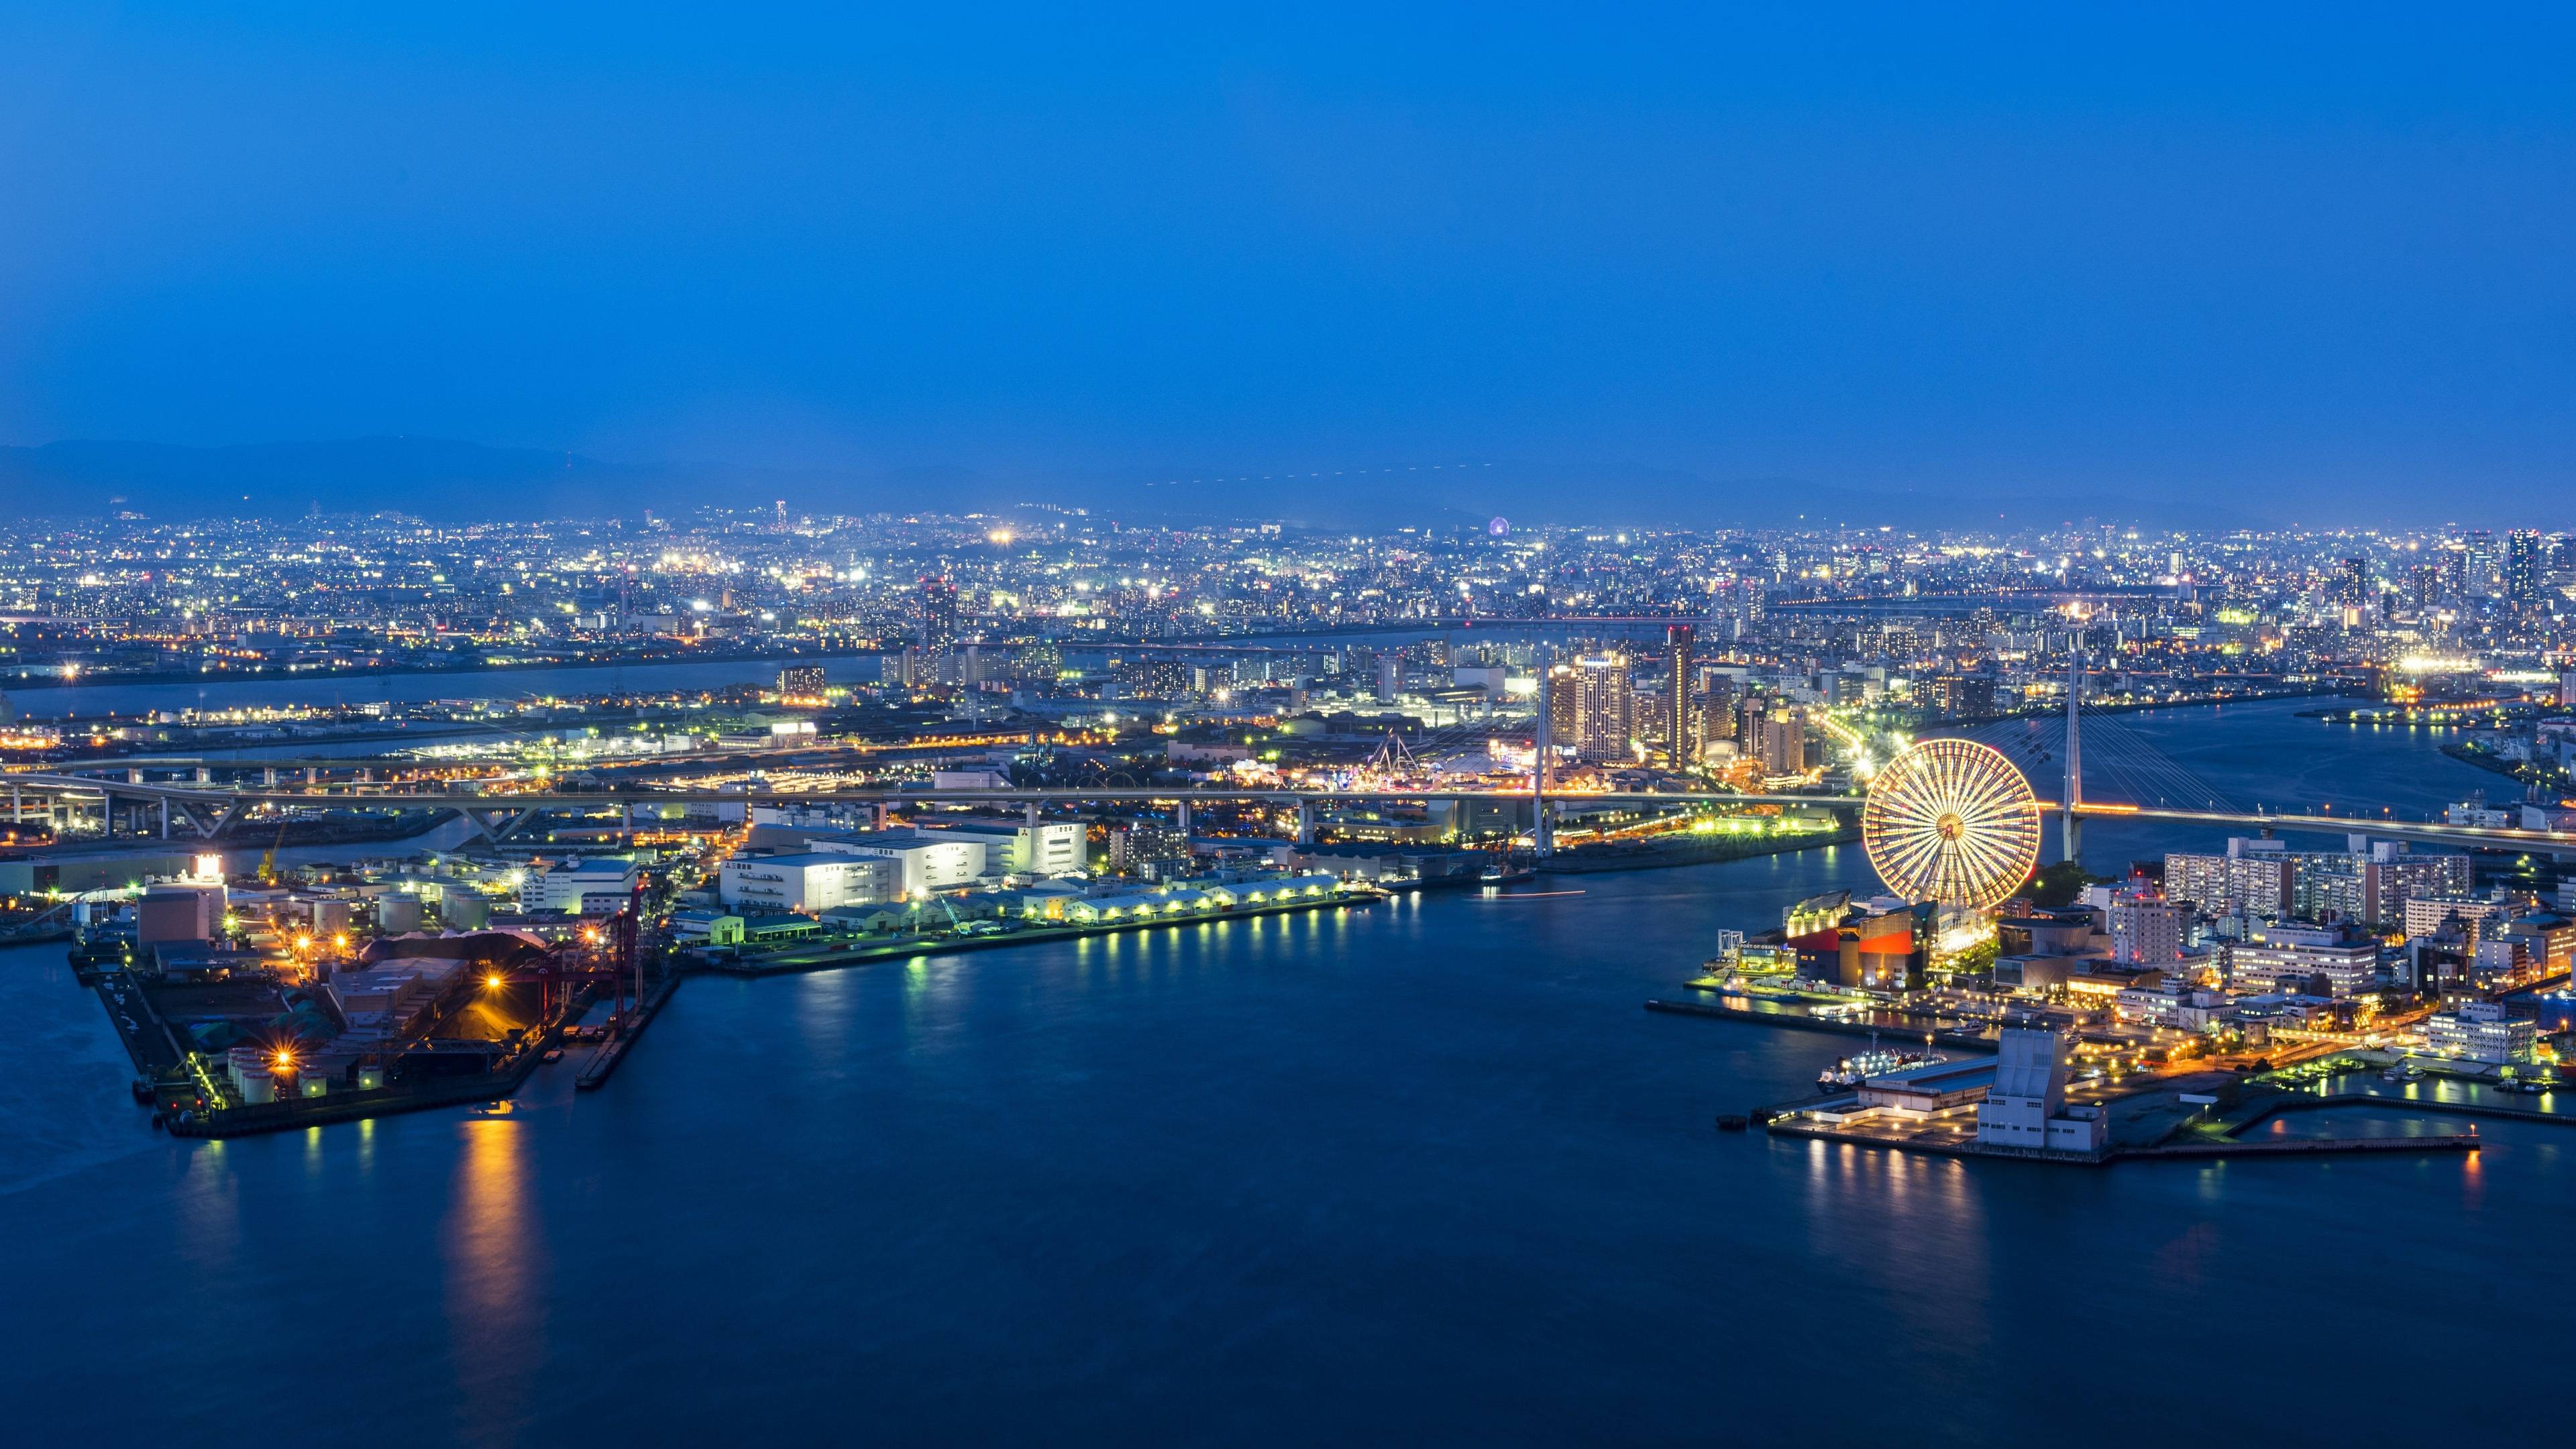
[1,438,680,521]
[1,436,2278,531]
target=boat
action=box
[1478,866,1537,887]
[1817,1035,1947,1089]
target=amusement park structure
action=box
[1858,738,2043,912]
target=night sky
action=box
[4,5,2572,524]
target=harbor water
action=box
[1,700,2564,1444]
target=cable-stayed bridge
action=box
[5,773,2570,860]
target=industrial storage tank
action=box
[378,894,424,933]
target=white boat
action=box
[1817,1041,1947,1089]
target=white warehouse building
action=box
[920,820,1087,877]
[810,829,989,895]
[521,857,641,915]
[718,853,901,913]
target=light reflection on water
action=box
[0,700,2559,1443]
[443,1118,543,1444]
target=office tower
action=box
[777,665,826,699]
[1664,625,1695,766]
[2406,564,2440,612]
[2436,547,2469,600]
[916,576,959,657]
[2335,557,2367,606]
[2463,530,2498,595]
[2506,529,2542,600]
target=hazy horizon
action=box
[7,5,2575,528]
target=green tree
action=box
[2025,860,2100,908]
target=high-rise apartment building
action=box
[1544,663,1580,759]
[916,576,959,657]
[1572,655,1633,761]
[2165,838,2294,918]
[1701,674,1739,745]
[1758,706,1805,775]
[2169,837,2468,926]
[1664,625,1696,766]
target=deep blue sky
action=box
[4,4,2573,524]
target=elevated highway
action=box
[7,770,2573,855]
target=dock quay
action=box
[164,992,588,1140]
[576,971,684,1091]
[157,979,603,1140]
[166,1058,547,1138]
[1644,997,1999,1052]
[1758,1114,2479,1165]
[699,890,1375,979]
[2224,1091,2576,1132]
[1744,1076,2566,1167]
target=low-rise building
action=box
[2422,1002,2536,1065]
[1857,1058,1995,1116]
[2106,895,2190,965]
[668,910,745,947]
[520,857,639,915]
[2228,923,2381,998]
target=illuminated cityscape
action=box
[11,506,2576,1169]
[8,5,2575,1444]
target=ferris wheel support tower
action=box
[2061,651,2083,866]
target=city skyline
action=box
[11,10,2575,1444]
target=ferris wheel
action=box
[1862,738,2042,911]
